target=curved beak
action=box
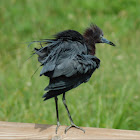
[101,37,115,46]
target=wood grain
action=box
[0,121,140,139]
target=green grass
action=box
[0,0,140,131]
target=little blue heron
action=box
[29,24,115,134]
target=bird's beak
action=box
[101,37,115,46]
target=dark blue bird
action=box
[29,24,115,134]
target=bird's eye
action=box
[100,35,103,39]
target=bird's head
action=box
[83,24,115,47]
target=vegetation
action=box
[0,0,140,130]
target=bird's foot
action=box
[64,122,85,134]
[56,122,61,134]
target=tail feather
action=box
[42,74,91,101]
[42,77,74,100]
[44,76,78,91]
[43,86,73,101]
[43,91,62,101]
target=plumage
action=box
[33,32,100,99]
[28,24,115,134]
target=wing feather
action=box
[36,40,88,77]
[34,39,100,78]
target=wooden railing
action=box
[0,121,140,139]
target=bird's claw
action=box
[65,122,85,134]
[56,122,61,134]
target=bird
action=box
[28,24,115,134]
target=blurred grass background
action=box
[0,0,140,131]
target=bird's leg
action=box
[55,96,60,134]
[62,93,85,134]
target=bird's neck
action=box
[84,39,96,55]
[89,46,96,55]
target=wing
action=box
[43,54,100,99]
[35,40,89,77]
[52,54,100,78]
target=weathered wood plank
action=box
[0,121,140,139]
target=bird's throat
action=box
[89,46,96,55]
[86,42,96,55]
[84,37,96,55]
